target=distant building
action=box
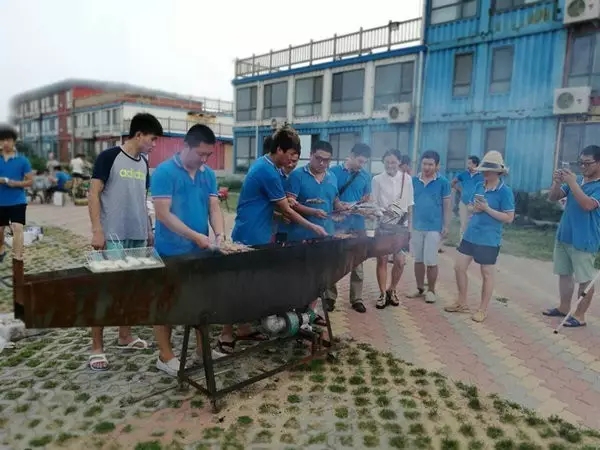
[10,79,234,171]
[232,0,600,192]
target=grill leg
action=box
[178,326,192,389]
[199,325,219,412]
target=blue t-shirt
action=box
[232,155,286,245]
[285,166,338,241]
[463,181,515,247]
[55,171,70,189]
[0,154,32,207]
[456,170,484,205]
[329,164,371,231]
[412,174,451,232]
[275,171,291,236]
[556,177,600,253]
[151,155,218,257]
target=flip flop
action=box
[88,353,109,371]
[216,339,235,354]
[542,308,567,317]
[116,337,149,350]
[563,317,587,328]
[236,331,269,342]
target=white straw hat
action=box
[476,151,508,174]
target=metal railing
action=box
[235,19,422,78]
[123,118,233,138]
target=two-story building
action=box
[422,0,570,192]
[231,20,424,174]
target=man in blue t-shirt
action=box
[445,151,514,323]
[0,126,33,263]
[452,155,482,238]
[407,150,451,304]
[324,143,372,313]
[232,126,327,246]
[285,140,340,242]
[543,145,600,328]
[151,124,229,376]
[46,166,71,200]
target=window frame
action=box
[566,32,600,94]
[331,69,366,115]
[484,127,507,157]
[557,122,600,172]
[489,46,514,94]
[369,130,411,174]
[236,86,258,122]
[263,81,288,119]
[452,52,474,97]
[493,0,543,13]
[430,0,478,26]
[294,76,323,118]
[447,128,469,171]
[235,135,257,173]
[329,132,362,164]
[373,61,415,110]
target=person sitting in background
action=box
[46,166,71,202]
[32,170,51,202]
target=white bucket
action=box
[53,192,65,206]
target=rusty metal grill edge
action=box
[235,19,423,78]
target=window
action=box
[374,62,415,110]
[67,116,72,132]
[92,112,98,127]
[263,82,288,119]
[294,76,323,117]
[567,32,600,94]
[453,53,474,97]
[447,129,468,171]
[85,114,91,127]
[50,118,56,131]
[329,132,362,164]
[49,95,55,108]
[485,127,507,157]
[236,86,257,121]
[490,46,514,94]
[112,109,119,125]
[494,0,542,12]
[235,136,257,172]
[103,110,110,126]
[73,115,78,129]
[431,0,478,25]
[370,130,411,173]
[558,123,600,171]
[331,69,365,114]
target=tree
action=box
[15,141,46,172]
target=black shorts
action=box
[0,204,26,226]
[72,173,84,179]
[457,239,500,265]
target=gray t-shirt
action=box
[92,146,149,241]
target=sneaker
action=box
[156,357,181,377]
[192,349,228,366]
[406,288,425,299]
[425,291,437,304]
[376,293,387,309]
[387,290,400,307]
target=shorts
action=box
[410,230,441,266]
[553,241,596,284]
[457,239,500,265]
[0,204,26,226]
[71,173,85,179]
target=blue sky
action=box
[0,0,420,121]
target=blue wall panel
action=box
[419,117,557,192]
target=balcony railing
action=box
[123,118,233,138]
[235,19,422,78]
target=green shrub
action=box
[513,191,563,223]
[217,176,244,191]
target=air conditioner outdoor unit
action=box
[564,0,600,25]
[553,87,591,115]
[387,103,412,124]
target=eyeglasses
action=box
[579,160,597,168]
[313,155,331,164]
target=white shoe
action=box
[191,349,227,366]
[425,291,437,304]
[156,357,180,377]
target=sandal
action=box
[236,331,269,342]
[216,339,235,354]
[471,310,487,323]
[563,317,586,328]
[542,308,567,317]
[444,303,470,313]
[116,337,149,350]
[88,353,109,371]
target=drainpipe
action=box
[411,2,428,173]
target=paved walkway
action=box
[26,204,600,429]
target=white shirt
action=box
[70,157,85,174]
[372,170,414,211]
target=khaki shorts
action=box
[411,230,441,266]
[553,241,596,284]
